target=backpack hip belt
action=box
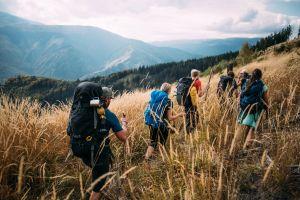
[71,134,93,141]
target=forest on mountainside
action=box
[1,25,294,104]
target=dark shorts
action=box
[184,104,199,133]
[149,125,169,148]
[71,139,112,192]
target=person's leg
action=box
[191,106,199,130]
[90,147,111,200]
[158,126,169,147]
[185,105,191,133]
[90,163,110,199]
[145,126,157,159]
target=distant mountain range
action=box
[152,38,260,56]
[0,12,260,81]
[0,12,194,81]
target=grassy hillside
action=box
[0,39,299,199]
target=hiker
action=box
[227,63,234,73]
[217,71,238,99]
[187,69,202,132]
[67,82,128,200]
[176,69,202,133]
[237,69,250,91]
[144,83,184,160]
[237,68,269,148]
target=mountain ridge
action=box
[0,12,194,81]
[152,37,260,56]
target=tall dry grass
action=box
[0,44,299,199]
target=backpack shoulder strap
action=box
[187,78,197,95]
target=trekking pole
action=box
[204,67,214,101]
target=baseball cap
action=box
[102,87,114,99]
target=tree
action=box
[252,25,293,51]
[298,25,300,38]
[237,42,253,66]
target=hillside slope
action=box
[3,37,299,104]
[0,38,299,199]
[1,51,237,103]
[0,12,194,81]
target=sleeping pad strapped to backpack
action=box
[144,90,169,128]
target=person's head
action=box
[160,82,172,94]
[245,68,263,92]
[227,63,234,73]
[251,68,262,81]
[227,71,235,78]
[191,69,200,79]
[101,87,114,108]
[239,69,248,79]
[239,69,246,76]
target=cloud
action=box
[239,9,258,22]
[209,9,300,35]
[0,0,299,41]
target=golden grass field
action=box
[0,40,300,199]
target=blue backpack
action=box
[144,90,169,128]
[240,80,264,112]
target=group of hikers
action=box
[66,67,269,199]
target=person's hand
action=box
[121,113,128,130]
[121,117,127,126]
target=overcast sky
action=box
[0,0,299,42]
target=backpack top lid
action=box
[178,77,193,85]
[176,77,193,94]
[73,82,103,104]
[220,75,233,82]
[150,90,168,103]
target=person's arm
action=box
[198,88,203,97]
[167,109,184,121]
[197,80,203,97]
[115,128,130,155]
[262,89,270,118]
[115,129,127,143]
[263,90,270,109]
[109,111,128,143]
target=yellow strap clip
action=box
[86,136,92,141]
[97,107,106,119]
